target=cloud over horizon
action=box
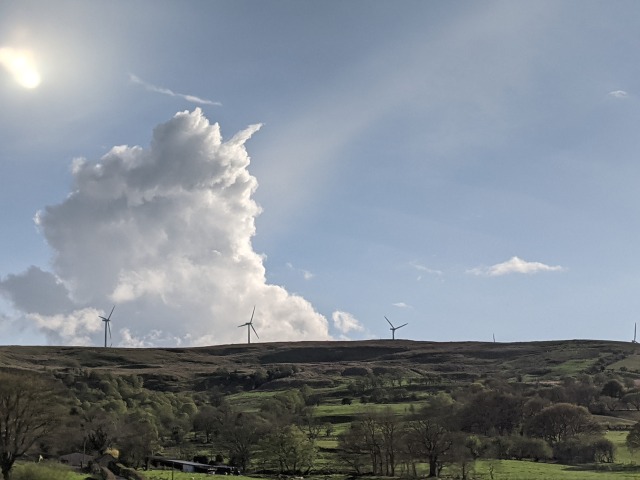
[0,109,330,346]
[467,256,565,277]
[332,310,364,335]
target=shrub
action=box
[509,436,552,462]
[553,436,615,464]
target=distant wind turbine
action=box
[633,323,637,344]
[384,316,407,340]
[98,306,114,348]
[238,306,259,344]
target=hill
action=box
[1,339,639,392]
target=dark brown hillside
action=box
[0,339,638,392]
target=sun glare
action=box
[0,47,41,89]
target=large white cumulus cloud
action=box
[0,109,330,346]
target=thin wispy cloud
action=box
[467,256,565,277]
[129,74,220,106]
[608,90,628,99]
[392,302,411,309]
[409,261,443,281]
[286,262,314,280]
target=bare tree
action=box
[0,372,64,480]
[407,418,452,477]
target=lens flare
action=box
[0,47,41,89]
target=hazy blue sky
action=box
[2,1,640,347]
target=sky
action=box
[2,1,640,347]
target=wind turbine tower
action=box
[238,306,259,344]
[384,316,407,340]
[633,323,638,344]
[98,306,115,348]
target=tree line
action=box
[3,367,640,479]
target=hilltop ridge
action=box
[1,339,638,392]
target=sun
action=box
[0,47,41,89]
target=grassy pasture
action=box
[10,462,88,480]
[472,459,640,480]
[314,400,420,417]
[610,354,640,373]
[144,472,256,480]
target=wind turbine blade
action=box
[107,305,115,320]
[250,305,255,324]
[397,323,408,329]
[99,316,108,322]
[108,322,112,339]
[384,316,394,328]
[251,324,259,339]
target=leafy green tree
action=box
[524,403,600,445]
[193,405,223,443]
[445,433,478,480]
[259,425,316,474]
[83,408,119,453]
[601,379,625,399]
[0,372,64,480]
[508,436,552,461]
[554,435,615,464]
[626,421,640,453]
[260,389,307,425]
[222,411,265,472]
[118,411,160,468]
[459,391,524,436]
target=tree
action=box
[221,411,265,472]
[404,392,458,477]
[459,391,524,436]
[445,433,479,480]
[407,418,452,477]
[623,392,640,411]
[118,411,160,468]
[259,425,316,474]
[338,423,369,475]
[0,372,64,480]
[601,379,625,399]
[82,408,119,453]
[626,421,640,453]
[554,436,615,464]
[524,403,600,445]
[377,408,402,476]
[353,409,402,476]
[507,436,552,461]
[193,405,223,443]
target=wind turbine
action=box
[238,306,259,344]
[384,316,407,340]
[99,306,114,348]
[633,323,637,344]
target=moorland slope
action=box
[1,339,639,391]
